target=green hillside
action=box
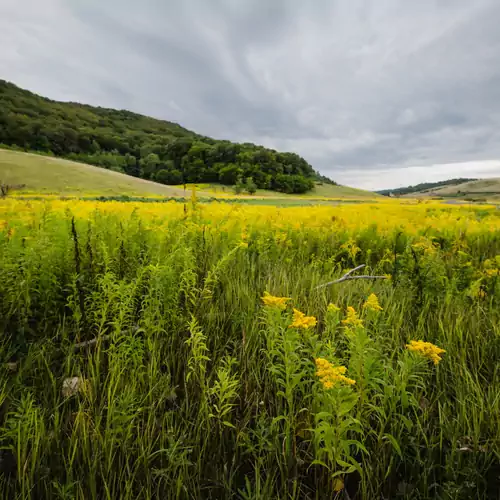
[0,80,330,194]
[377,178,477,196]
[412,178,500,200]
[0,149,191,197]
[0,149,375,200]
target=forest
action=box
[0,80,328,194]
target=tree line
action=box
[0,80,334,193]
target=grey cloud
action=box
[1,0,500,188]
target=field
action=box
[1,197,499,499]
[185,182,377,200]
[409,178,500,201]
[0,149,192,197]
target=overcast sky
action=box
[2,0,500,190]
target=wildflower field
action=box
[0,197,499,499]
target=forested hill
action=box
[0,80,330,193]
[377,178,477,196]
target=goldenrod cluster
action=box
[261,292,290,310]
[315,358,356,388]
[289,309,317,329]
[406,340,445,365]
[363,293,382,312]
[342,306,363,328]
[327,303,341,313]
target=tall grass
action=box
[0,199,499,499]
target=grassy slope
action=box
[0,149,193,197]
[0,149,377,200]
[410,178,500,200]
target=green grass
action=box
[188,182,377,199]
[0,199,499,499]
[0,149,191,197]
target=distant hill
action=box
[0,80,333,194]
[377,178,477,196]
[413,178,500,200]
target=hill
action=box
[0,80,329,194]
[410,177,500,200]
[377,178,477,196]
[0,149,192,197]
[0,149,375,201]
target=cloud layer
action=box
[2,0,500,189]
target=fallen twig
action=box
[73,334,110,350]
[315,264,388,289]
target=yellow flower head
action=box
[327,303,341,313]
[406,340,445,365]
[363,293,383,312]
[342,306,363,328]
[315,358,356,388]
[332,478,344,492]
[289,308,317,329]
[261,291,290,310]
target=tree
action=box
[155,168,183,185]
[245,176,257,194]
[139,153,160,179]
[219,164,242,185]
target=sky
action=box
[1,0,500,190]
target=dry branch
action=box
[73,334,110,350]
[315,264,388,289]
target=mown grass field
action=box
[1,197,499,499]
[0,149,191,197]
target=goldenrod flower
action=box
[332,478,344,492]
[342,306,363,328]
[261,291,290,310]
[289,308,317,329]
[363,293,382,312]
[406,340,445,365]
[327,303,341,313]
[485,269,499,277]
[315,358,356,388]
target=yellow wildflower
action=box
[315,358,356,388]
[327,303,341,313]
[261,291,290,310]
[342,306,363,328]
[363,293,382,312]
[485,268,499,277]
[406,340,445,365]
[289,308,317,329]
[332,478,344,492]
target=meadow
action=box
[0,196,499,499]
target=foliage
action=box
[0,198,499,498]
[0,80,324,193]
